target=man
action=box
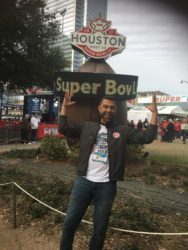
[30,113,40,142]
[20,114,30,144]
[181,118,188,144]
[58,91,158,250]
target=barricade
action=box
[0,181,188,236]
[0,121,63,143]
[38,123,64,140]
[0,121,21,143]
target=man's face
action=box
[98,98,117,124]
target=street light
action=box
[60,8,67,49]
[180,80,188,84]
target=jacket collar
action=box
[99,120,117,128]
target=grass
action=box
[0,148,41,159]
[148,154,188,166]
[145,139,188,166]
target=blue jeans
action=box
[60,176,116,250]
[31,129,38,141]
[182,130,188,143]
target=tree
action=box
[0,0,69,88]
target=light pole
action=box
[180,80,188,114]
[0,81,3,119]
[60,8,67,50]
[180,80,188,84]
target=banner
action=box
[138,95,188,104]
[27,97,40,114]
[54,72,138,101]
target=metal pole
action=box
[6,128,8,144]
[12,183,17,228]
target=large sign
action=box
[54,72,138,100]
[138,95,188,104]
[71,16,126,59]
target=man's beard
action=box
[100,112,114,124]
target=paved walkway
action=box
[0,142,40,153]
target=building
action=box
[45,0,108,72]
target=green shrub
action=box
[183,180,188,188]
[144,174,157,185]
[126,145,145,163]
[0,167,72,221]
[112,196,161,232]
[117,242,142,250]
[31,203,48,218]
[40,136,69,159]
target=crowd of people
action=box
[127,117,188,144]
[159,118,188,144]
[128,118,149,130]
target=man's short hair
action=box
[98,95,117,105]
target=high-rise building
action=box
[45,0,108,71]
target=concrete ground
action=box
[0,142,40,153]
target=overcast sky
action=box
[107,0,188,96]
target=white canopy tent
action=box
[157,106,188,117]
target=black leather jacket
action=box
[58,115,157,181]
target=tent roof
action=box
[157,106,184,115]
[128,105,187,116]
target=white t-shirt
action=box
[181,123,188,130]
[31,116,40,129]
[85,124,110,182]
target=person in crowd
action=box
[137,119,143,130]
[30,113,40,142]
[129,120,135,128]
[58,90,158,250]
[143,118,149,130]
[20,114,30,144]
[181,118,188,144]
[174,119,182,139]
[165,119,175,143]
[160,119,169,142]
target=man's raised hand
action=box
[146,95,158,125]
[60,90,76,115]
[146,94,158,114]
[62,90,76,107]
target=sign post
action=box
[55,15,138,123]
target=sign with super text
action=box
[54,72,138,100]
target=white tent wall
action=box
[127,109,152,124]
